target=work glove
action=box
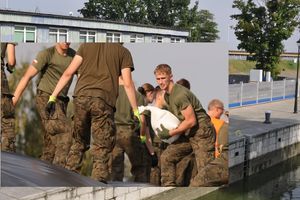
[133,108,142,127]
[6,63,15,73]
[140,135,146,144]
[150,152,158,167]
[156,124,171,140]
[46,95,56,117]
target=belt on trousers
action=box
[1,93,14,98]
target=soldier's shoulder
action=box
[36,46,55,59]
[42,46,55,54]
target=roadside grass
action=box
[229,59,297,78]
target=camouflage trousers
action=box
[1,94,16,152]
[189,119,216,186]
[193,152,229,186]
[149,135,168,186]
[110,125,150,182]
[65,97,115,182]
[160,136,193,186]
[35,91,72,167]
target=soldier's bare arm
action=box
[121,67,138,111]
[13,66,38,106]
[6,43,16,67]
[51,55,82,98]
[169,105,196,136]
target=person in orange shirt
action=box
[207,99,227,158]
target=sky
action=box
[0,0,299,52]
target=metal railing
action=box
[229,79,299,108]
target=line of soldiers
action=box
[1,42,228,186]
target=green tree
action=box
[231,0,300,79]
[189,9,219,42]
[144,0,190,27]
[78,0,219,42]
[78,0,148,24]
[8,63,43,157]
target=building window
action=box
[80,31,96,42]
[171,37,181,43]
[152,35,163,43]
[14,26,36,43]
[106,32,121,43]
[49,28,68,42]
[130,34,144,43]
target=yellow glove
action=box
[133,108,142,127]
[46,95,56,116]
[140,135,146,143]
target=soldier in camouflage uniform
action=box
[47,43,141,183]
[154,64,216,187]
[110,77,157,182]
[13,43,75,167]
[1,43,16,152]
[194,122,229,186]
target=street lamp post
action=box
[294,39,300,113]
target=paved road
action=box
[229,99,300,141]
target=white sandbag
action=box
[138,105,180,144]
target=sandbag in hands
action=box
[138,105,180,144]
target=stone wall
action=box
[21,187,173,200]
[229,123,300,182]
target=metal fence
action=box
[229,79,299,108]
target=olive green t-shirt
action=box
[1,42,17,95]
[1,43,7,67]
[115,85,145,125]
[1,43,8,94]
[74,43,134,107]
[164,83,210,122]
[32,46,76,96]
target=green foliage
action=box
[8,63,43,157]
[229,59,256,74]
[231,0,300,78]
[229,59,298,79]
[189,9,219,42]
[78,0,148,24]
[78,0,219,42]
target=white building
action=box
[0,9,189,43]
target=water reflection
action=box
[199,154,300,200]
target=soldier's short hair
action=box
[176,78,191,90]
[208,99,224,111]
[154,64,172,75]
[138,83,154,96]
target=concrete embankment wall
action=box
[20,187,172,200]
[229,123,300,183]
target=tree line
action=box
[78,0,219,42]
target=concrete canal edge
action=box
[0,186,220,200]
[229,123,300,182]
[9,187,173,200]
[143,187,219,200]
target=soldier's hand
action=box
[6,63,15,74]
[151,152,158,167]
[156,124,171,140]
[46,95,56,117]
[133,108,142,127]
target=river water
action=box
[199,154,300,200]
